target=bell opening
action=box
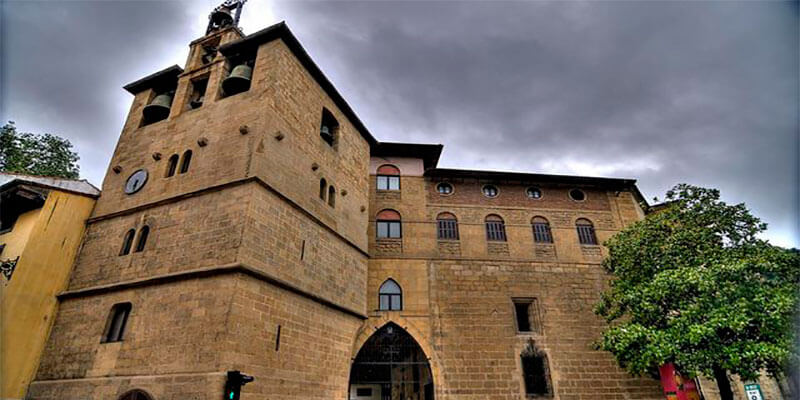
[221,54,254,98]
[142,92,174,125]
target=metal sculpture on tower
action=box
[206,0,247,34]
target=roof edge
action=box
[123,65,184,94]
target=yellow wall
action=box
[0,189,96,400]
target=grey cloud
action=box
[2,1,797,246]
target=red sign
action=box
[659,363,701,400]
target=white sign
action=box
[744,384,763,400]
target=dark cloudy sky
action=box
[2,1,797,247]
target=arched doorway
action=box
[349,323,433,400]
[118,389,154,400]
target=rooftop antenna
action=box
[206,0,248,35]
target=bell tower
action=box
[29,2,374,399]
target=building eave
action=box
[371,142,444,170]
[123,65,184,95]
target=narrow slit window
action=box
[103,302,132,343]
[188,77,209,109]
[319,178,327,201]
[179,150,192,174]
[134,225,149,253]
[120,229,136,256]
[378,279,402,311]
[165,154,179,177]
[328,186,336,207]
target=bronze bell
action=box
[222,64,252,95]
[209,8,234,29]
[142,93,173,122]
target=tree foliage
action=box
[595,184,799,383]
[0,121,80,179]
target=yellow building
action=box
[0,173,99,400]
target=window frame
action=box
[120,229,136,256]
[485,215,507,242]
[482,184,499,198]
[376,210,402,239]
[526,187,542,199]
[436,182,454,195]
[376,165,401,191]
[531,217,553,244]
[576,218,597,245]
[436,213,459,240]
[378,279,403,311]
[102,302,132,343]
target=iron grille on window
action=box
[437,219,459,240]
[532,222,553,243]
[486,221,507,241]
[576,221,597,245]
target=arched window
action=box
[179,150,192,174]
[376,165,400,191]
[576,218,597,245]
[485,214,506,241]
[165,154,179,177]
[135,225,149,252]
[436,212,459,240]
[521,343,552,396]
[328,185,336,207]
[376,209,401,238]
[531,216,553,243]
[102,302,132,343]
[120,229,136,256]
[319,178,327,201]
[378,279,402,310]
[118,389,153,400]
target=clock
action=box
[124,169,148,194]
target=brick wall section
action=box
[66,184,249,290]
[220,274,362,400]
[33,276,233,383]
[237,182,368,313]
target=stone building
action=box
[27,8,668,400]
[0,173,99,400]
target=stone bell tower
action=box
[28,1,375,398]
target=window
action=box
[376,209,401,238]
[120,229,136,256]
[521,349,551,396]
[328,186,336,207]
[319,178,327,201]
[531,217,553,244]
[355,388,372,397]
[576,218,597,245]
[165,154,179,177]
[319,108,339,147]
[436,182,453,195]
[378,279,402,310]
[526,187,542,199]
[436,212,459,240]
[134,225,149,252]
[485,214,506,241]
[569,188,586,201]
[513,298,541,334]
[188,76,209,109]
[482,185,499,198]
[179,150,192,174]
[376,165,401,190]
[103,302,132,343]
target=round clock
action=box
[124,169,148,194]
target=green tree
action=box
[0,121,80,179]
[595,184,799,400]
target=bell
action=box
[142,93,173,122]
[209,8,234,28]
[222,64,252,95]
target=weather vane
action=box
[206,0,248,34]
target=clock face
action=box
[124,169,148,194]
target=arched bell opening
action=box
[349,322,434,400]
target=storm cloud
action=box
[2,1,797,246]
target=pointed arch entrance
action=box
[349,323,434,400]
